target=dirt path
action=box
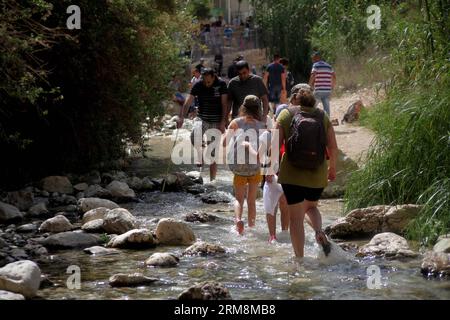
[327,88,381,164]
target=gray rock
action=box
[107,229,154,248]
[6,191,34,211]
[186,171,203,184]
[82,207,110,224]
[41,231,101,249]
[78,198,120,213]
[0,202,23,223]
[16,224,38,233]
[127,177,143,191]
[185,185,206,195]
[102,208,136,234]
[200,191,231,204]
[421,251,450,278]
[184,212,218,223]
[183,241,226,256]
[0,238,8,248]
[10,248,28,260]
[41,176,73,194]
[106,181,136,199]
[109,273,158,287]
[83,246,120,256]
[178,282,231,300]
[155,218,196,246]
[27,202,49,217]
[0,290,25,300]
[73,183,89,192]
[433,238,450,254]
[79,171,102,185]
[0,260,41,298]
[140,177,155,191]
[39,215,73,233]
[357,232,418,259]
[84,185,112,199]
[81,219,105,233]
[145,252,179,267]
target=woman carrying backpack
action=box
[223,95,266,235]
[271,88,338,257]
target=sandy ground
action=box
[326,88,381,164]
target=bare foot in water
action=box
[315,230,331,256]
[236,220,244,235]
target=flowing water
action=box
[38,130,450,300]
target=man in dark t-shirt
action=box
[177,68,228,181]
[227,60,269,121]
[264,54,286,113]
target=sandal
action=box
[315,229,331,256]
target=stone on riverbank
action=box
[27,202,49,217]
[84,185,112,199]
[0,260,41,298]
[155,218,196,246]
[178,282,231,300]
[81,219,105,233]
[325,205,422,239]
[107,229,155,248]
[109,273,158,287]
[102,208,136,235]
[145,253,179,267]
[78,198,120,213]
[356,232,418,259]
[106,181,136,199]
[421,251,450,279]
[0,202,23,223]
[6,191,34,211]
[183,241,226,256]
[41,231,101,249]
[41,176,73,194]
[39,215,74,233]
[433,238,450,254]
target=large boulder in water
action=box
[41,231,101,249]
[107,229,155,248]
[109,273,158,287]
[183,241,226,256]
[0,260,41,298]
[41,176,73,194]
[178,282,231,300]
[356,232,418,259]
[145,253,179,267]
[325,205,421,239]
[155,218,196,246]
[102,208,136,234]
[421,251,450,279]
[322,149,358,198]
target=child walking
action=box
[223,95,266,235]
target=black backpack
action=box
[286,107,327,169]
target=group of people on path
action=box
[175,52,338,258]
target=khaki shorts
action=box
[233,173,263,187]
[190,120,222,157]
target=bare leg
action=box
[247,182,258,227]
[210,162,217,182]
[303,201,322,232]
[266,212,276,239]
[234,184,246,234]
[288,202,306,257]
[279,195,289,231]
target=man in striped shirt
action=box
[309,52,336,117]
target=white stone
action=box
[39,215,73,233]
[0,260,41,298]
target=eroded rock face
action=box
[145,253,179,267]
[178,282,232,300]
[102,208,136,235]
[183,241,226,256]
[107,229,155,248]
[0,260,41,298]
[41,176,73,194]
[155,218,196,246]
[325,205,421,239]
[421,251,450,279]
[39,215,74,233]
[109,273,158,287]
[356,232,418,259]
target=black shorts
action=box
[281,184,324,205]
